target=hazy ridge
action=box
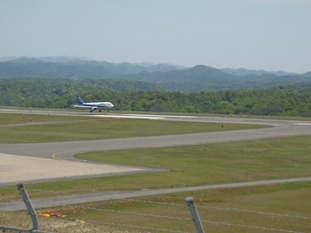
[0,57,310,92]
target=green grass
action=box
[1,111,310,232]
[1,135,310,202]
[75,135,311,189]
[1,183,311,233]
[72,136,311,232]
[0,113,267,143]
[3,182,308,233]
[66,182,310,233]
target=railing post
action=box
[186,196,205,233]
[17,183,39,232]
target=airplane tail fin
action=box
[77,96,84,105]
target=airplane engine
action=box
[90,107,97,112]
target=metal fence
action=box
[0,183,205,233]
[1,184,308,233]
[0,183,51,233]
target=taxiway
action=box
[0,109,310,186]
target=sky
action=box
[1,0,310,73]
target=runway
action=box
[0,109,311,187]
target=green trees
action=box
[0,78,310,117]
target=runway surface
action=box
[0,152,154,187]
[0,109,311,187]
[0,109,311,210]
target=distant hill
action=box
[0,57,310,92]
[0,57,185,78]
[118,65,311,92]
[221,67,297,77]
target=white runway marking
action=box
[294,123,311,126]
[93,114,167,120]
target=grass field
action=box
[1,136,310,232]
[64,182,311,233]
[0,112,310,232]
[75,135,311,188]
[0,113,267,143]
[1,182,310,233]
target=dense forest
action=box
[1,77,310,117]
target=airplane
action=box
[73,95,114,112]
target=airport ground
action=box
[1,109,311,232]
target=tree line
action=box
[0,78,310,117]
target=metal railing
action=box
[0,183,51,233]
[186,196,205,233]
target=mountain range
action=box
[0,57,310,92]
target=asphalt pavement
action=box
[0,109,310,209]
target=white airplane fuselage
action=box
[73,96,114,112]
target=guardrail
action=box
[186,196,205,233]
[0,183,51,233]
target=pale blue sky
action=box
[1,0,310,73]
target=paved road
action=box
[1,109,311,160]
[0,109,310,209]
[1,177,311,211]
